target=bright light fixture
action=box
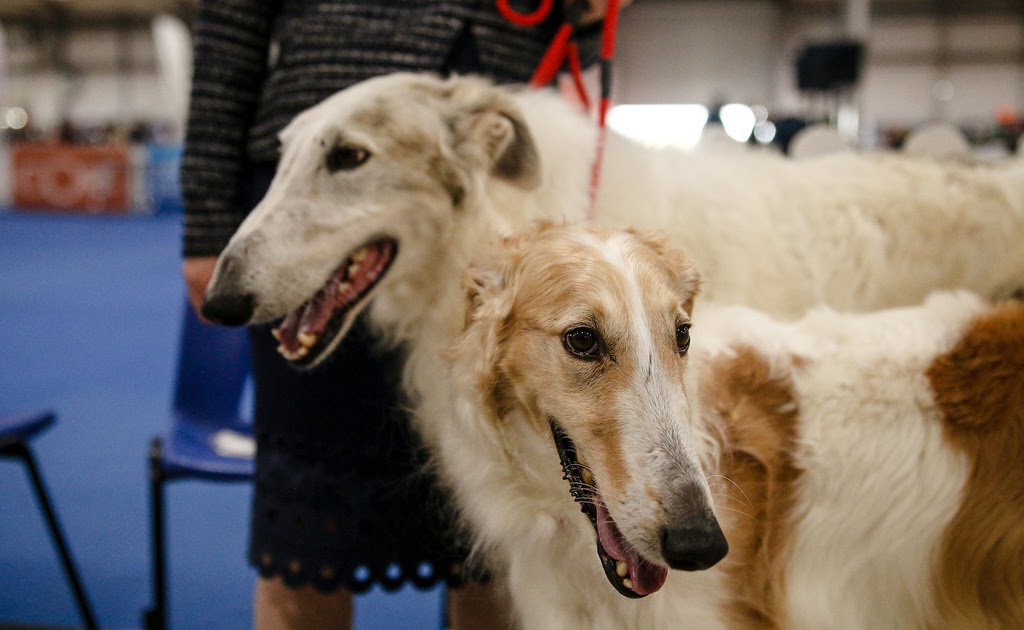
[607,104,709,149]
[719,103,756,143]
[753,121,777,144]
[5,107,28,130]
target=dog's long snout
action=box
[202,292,255,327]
[660,516,729,571]
[202,254,256,326]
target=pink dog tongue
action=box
[274,241,394,358]
[596,502,669,595]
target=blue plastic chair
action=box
[142,300,253,630]
[0,410,99,629]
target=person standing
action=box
[180,2,625,628]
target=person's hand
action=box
[573,0,633,25]
[182,256,219,320]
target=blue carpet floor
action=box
[0,212,442,629]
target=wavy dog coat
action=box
[448,224,1023,629]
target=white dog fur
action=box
[445,223,1023,629]
[203,72,1024,349]
[198,73,1024,627]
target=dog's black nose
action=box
[202,292,255,327]
[660,518,729,571]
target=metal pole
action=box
[844,0,870,38]
[838,0,870,143]
[143,437,168,630]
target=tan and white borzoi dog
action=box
[445,223,1023,629]
[197,73,1024,625]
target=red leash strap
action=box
[588,0,620,216]
[530,22,574,88]
[497,0,622,219]
[598,0,620,126]
[600,0,621,65]
[565,42,591,111]
[496,0,555,26]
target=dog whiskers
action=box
[709,492,754,510]
[706,474,753,509]
[712,503,758,522]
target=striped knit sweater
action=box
[182,0,598,257]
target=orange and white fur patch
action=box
[444,224,1023,629]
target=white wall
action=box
[2,22,181,135]
[615,0,781,107]
[864,16,1023,126]
[615,1,1024,131]
[3,3,1022,137]
[9,71,171,131]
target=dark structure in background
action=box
[796,41,864,92]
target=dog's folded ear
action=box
[628,229,703,313]
[452,105,541,190]
[450,239,523,424]
[462,240,519,328]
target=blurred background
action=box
[0,0,1021,629]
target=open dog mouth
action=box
[272,238,397,366]
[550,420,669,599]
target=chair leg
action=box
[1,440,100,630]
[143,437,168,630]
[442,588,451,630]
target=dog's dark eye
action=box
[325,145,370,172]
[563,327,601,360]
[676,323,691,355]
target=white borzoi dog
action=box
[445,223,1023,629]
[201,72,1024,358]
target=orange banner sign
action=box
[12,143,132,212]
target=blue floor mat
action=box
[0,212,442,629]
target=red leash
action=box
[496,0,621,219]
[496,0,555,27]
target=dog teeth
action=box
[616,561,628,577]
[271,328,282,341]
[337,282,351,296]
[352,247,368,262]
[276,344,309,361]
[297,332,317,348]
[348,263,360,277]
[622,578,633,591]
